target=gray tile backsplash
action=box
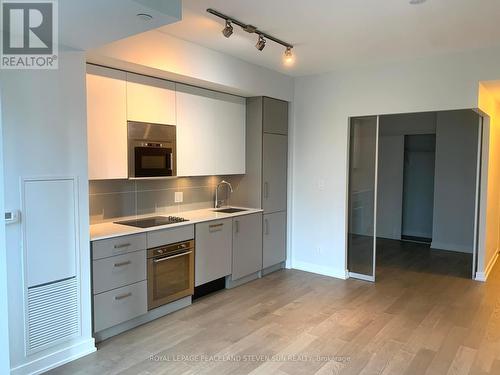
[89,176,241,224]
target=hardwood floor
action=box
[50,254,499,375]
[377,238,473,279]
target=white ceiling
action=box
[58,0,181,50]
[159,0,500,77]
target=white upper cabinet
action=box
[126,73,176,125]
[214,94,246,175]
[86,65,128,180]
[176,84,246,176]
[176,84,217,176]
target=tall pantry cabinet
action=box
[233,97,288,270]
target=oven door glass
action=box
[147,250,194,310]
[135,147,172,177]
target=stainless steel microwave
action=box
[128,121,177,178]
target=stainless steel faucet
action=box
[215,180,234,208]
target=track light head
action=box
[284,46,294,65]
[222,20,233,38]
[255,35,266,51]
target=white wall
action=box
[0,51,94,374]
[87,30,294,101]
[291,46,500,279]
[0,88,11,373]
[432,110,479,253]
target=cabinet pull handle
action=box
[209,223,224,232]
[153,250,192,263]
[264,182,269,199]
[265,219,270,235]
[114,260,131,267]
[235,220,240,234]
[114,292,132,301]
[114,243,131,249]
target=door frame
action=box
[346,115,379,282]
[346,109,484,282]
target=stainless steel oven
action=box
[147,240,194,310]
[128,121,176,178]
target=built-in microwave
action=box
[128,121,177,178]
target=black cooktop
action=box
[115,216,188,228]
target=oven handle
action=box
[152,250,192,263]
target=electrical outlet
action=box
[174,191,183,203]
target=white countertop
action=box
[90,207,263,241]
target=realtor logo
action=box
[1,0,58,69]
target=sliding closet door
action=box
[348,116,379,281]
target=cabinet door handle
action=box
[209,223,224,232]
[113,260,131,268]
[265,219,269,235]
[114,243,131,249]
[264,182,269,199]
[235,220,240,234]
[114,292,132,301]
[153,250,192,263]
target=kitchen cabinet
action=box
[176,84,217,176]
[262,133,288,213]
[263,97,288,135]
[91,234,148,333]
[231,213,262,280]
[195,219,232,286]
[126,73,176,125]
[214,96,246,175]
[230,97,288,269]
[263,211,287,269]
[176,84,246,176]
[86,65,128,180]
[93,280,147,332]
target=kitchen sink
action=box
[213,208,248,214]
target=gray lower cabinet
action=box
[93,280,147,332]
[263,211,287,269]
[92,234,148,333]
[262,133,288,213]
[232,213,263,280]
[92,250,146,295]
[195,219,232,286]
[92,233,147,260]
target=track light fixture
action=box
[284,46,294,65]
[255,35,266,51]
[222,19,233,38]
[207,8,294,65]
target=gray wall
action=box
[90,175,242,224]
[376,110,479,253]
[377,113,437,240]
[432,110,479,253]
[401,135,436,239]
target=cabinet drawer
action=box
[147,225,194,248]
[92,234,147,260]
[93,280,147,332]
[93,250,146,294]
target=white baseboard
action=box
[11,338,96,375]
[430,241,472,253]
[291,260,348,280]
[475,250,499,282]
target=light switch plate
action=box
[5,210,20,224]
[174,191,183,203]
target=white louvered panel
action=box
[26,277,80,354]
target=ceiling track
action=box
[206,8,293,49]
